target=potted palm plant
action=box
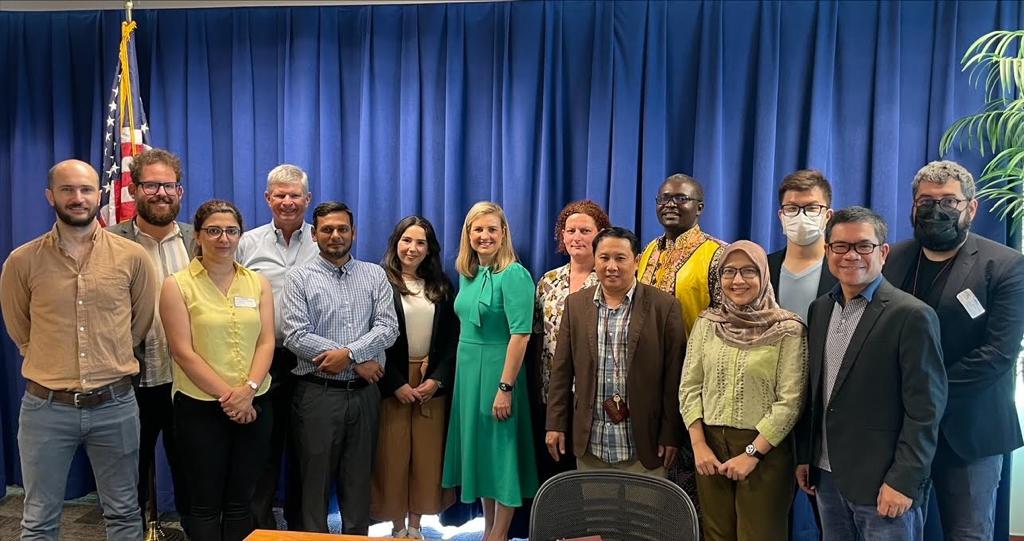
[940,29,1024,225]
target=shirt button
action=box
[79,326,85,332]
[80,352,86,357]
[78,300,84,305]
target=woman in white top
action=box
[370,216,457,539]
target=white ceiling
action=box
[1,0,500,11]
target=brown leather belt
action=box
[25,377,133,408]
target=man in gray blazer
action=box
[107,148,194,533]
[795,207,947,541]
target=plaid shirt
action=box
[589,281,636,464]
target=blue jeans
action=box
[932,452,1002,541]
[814,469,923,541]
[17,387,142,541]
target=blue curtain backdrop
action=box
[1,0,1021,537]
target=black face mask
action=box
[913,205,967,251]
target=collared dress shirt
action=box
[817,275,883,471]
[282,256,399,381]
[589,281,637,464]
[0,224,158,391]
[133,221,190,387]
[236,221,320,343]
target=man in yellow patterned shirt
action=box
[637,172,725,519]
[638,173,726,334]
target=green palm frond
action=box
[942,30,1024,222]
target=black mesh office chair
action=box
[529,470,699,541]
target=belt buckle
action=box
[73,392,87,408]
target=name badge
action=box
[955,289,985,319]
[234,296,258,309]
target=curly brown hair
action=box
[553,200,611,253]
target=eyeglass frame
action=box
[136,181,182,196]
[199,226,242,238]
[827,241,882,255]
[913,196,970,212]
[780,203,828,217]
[721,266,759,279]
[655,194,703,206]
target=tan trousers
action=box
[695,426,795,541]
[370,360,454,521]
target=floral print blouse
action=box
[534,263,599,403]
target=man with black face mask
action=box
[883,160,1024,541]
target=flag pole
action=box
[125,0,133,23]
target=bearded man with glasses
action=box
[883,161,1024,540]
[107,147,195,536]
[794,206,946,541]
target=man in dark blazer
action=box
[795,207,947,541]
[883,160,1024,540]
[106,148,195,534]
[767,169,837,322]
[545,227,686,475]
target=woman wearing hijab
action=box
[678,240,808,541]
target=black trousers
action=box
[250,347,302,530]
[174,393,272,541]
[292,379,379,535]
[137,383,190,525]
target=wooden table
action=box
[245,531,390,540]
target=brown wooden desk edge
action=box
[246,531,390,540]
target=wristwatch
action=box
[246,380,260,392]
[744,444,765,460]
[498,382,514,392]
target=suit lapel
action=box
[583,294,600,374]
[830,285,891,398]
[625,284,647,364]
[882,240,918,288]
[939,234,978,309]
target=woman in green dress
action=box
[442,201,538,541]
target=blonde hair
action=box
[455,201,518,277]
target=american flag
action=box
[100,20,150,226]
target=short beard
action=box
[136,197,180,226]
[54,204,99,227]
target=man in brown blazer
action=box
[545,227,687,475]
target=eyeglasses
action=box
[721,266,759,279]
[137,181,181,195]
[200,226,242,238]
[656,194,702,206]
[914,196,969,212]
[827,242,881,255]
[780,204,827,217]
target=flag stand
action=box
[144,459,185,541]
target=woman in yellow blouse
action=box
[679,240,807,541]
[161,199,275,541]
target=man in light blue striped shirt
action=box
[282,201,398,535]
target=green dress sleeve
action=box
[499,263,535,335]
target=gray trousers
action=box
[18,387,142,541]
[291,379,380,535]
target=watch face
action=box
[745,444,755,455]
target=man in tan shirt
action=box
[0,159,158,541]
